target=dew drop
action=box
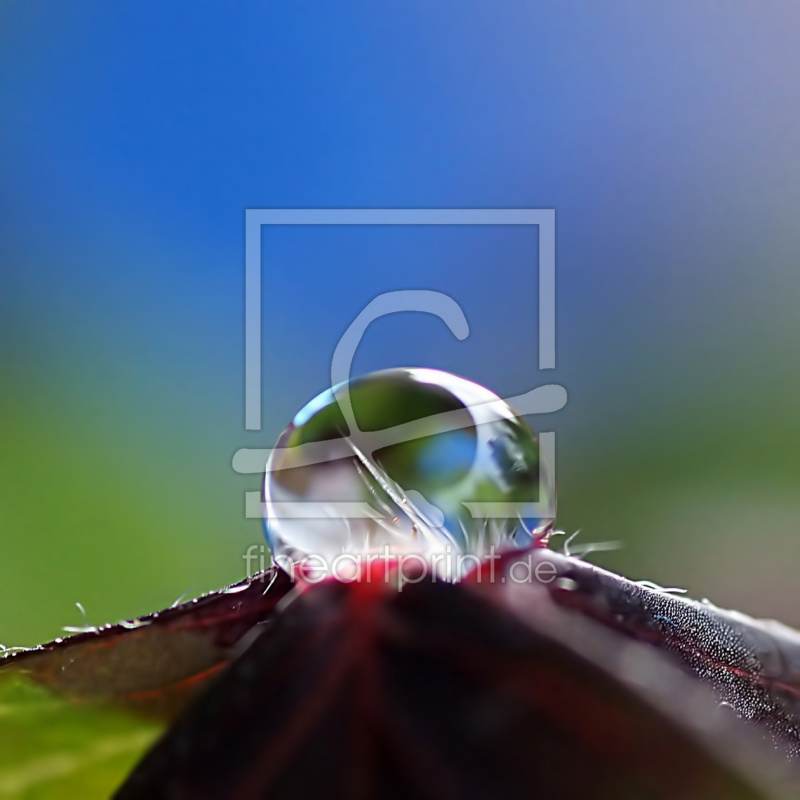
[263,368,555,579]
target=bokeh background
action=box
[2,2,800,646]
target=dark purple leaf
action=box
[115,573,778,799]
[493,549,800,760]
[1,566,292,718]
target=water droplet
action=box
[263,368,555,579]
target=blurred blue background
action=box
[2,2,800,645]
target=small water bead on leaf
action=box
[262,368,555,580]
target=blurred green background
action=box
[2,3,800,647]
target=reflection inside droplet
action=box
[263,368,555,580]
